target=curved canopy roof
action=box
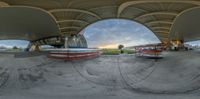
[0,0,200,43]
[170,7,200,42]
[0,6,59,41]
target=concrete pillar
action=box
[65,34,88,48]
[27,42,41,51]
[64,36,68,48]
[170,40,184,51]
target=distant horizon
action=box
[0,39,199,49]
[0,45,26,49]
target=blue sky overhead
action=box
[82,19,160,48]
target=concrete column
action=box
[27,42,41,51]
[170,40,184,51]
[64,36,68,48]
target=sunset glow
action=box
[98,44,118,49]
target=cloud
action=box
[186,40,200,45]
[84,19,160,48]
[0,40,29,48]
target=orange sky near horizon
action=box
[98,44,119,49]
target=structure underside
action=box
[0,0,200,44]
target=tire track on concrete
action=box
[0,55,56,93]
[118,51,200,94]
[117,55,157,92]
[71,56,125,87]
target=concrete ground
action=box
[0,50,200,99]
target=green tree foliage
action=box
[118,45,124,54]
[118,45,124,50]
[13,46,18,49]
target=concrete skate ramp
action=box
[1,51,200,99]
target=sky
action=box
[186,40,200,46]
[82,19,160,48]
[0,40,29,48]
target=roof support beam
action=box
[159,36,169,39]
[145,21,173,29]
[59,26,81,30]
[118,0,200,17]
[154,34,169,41]
[145,20,173,26]
[49,9,101,19]
[61,31,78,34]
[156,34,169,37]
[156,34,169,38]
[154,31,169,34]
[56,20,89,24]
[151,27,170,31]
[156,32,169,35]
[155,32,170,39]
[135,11,178,20]
[0,1,9,7]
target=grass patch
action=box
[123,49,135,54]
[102,49,135,55]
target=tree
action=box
[118,45,124,50]
[118,45,124,54]
[13,46,18,49]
